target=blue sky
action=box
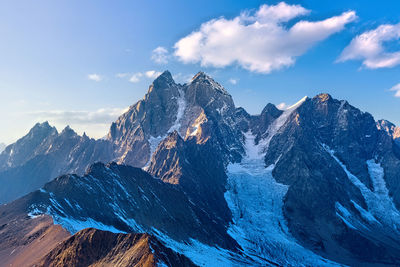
[1,0,400,144]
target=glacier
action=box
[225,131,338,266]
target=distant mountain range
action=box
[1,71,400,266]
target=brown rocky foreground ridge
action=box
[36,228,195,267]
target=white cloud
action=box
[118,70,162,83]
[253,2,310,23]
[88,74,103,82]
[390,83,400,98]
[277,102,288,110]
[174,2,356,73]
[338,23,400,69]
[145,70,162,79]
[228,78,238,85]
[151,46,169,64]
[129,73,143,83]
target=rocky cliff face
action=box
[107,70,244,167]
[107,71,184,167]
[1,71,400,266]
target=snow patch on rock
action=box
[145,87,187,168]
[324,145,400,232]
[260,96,307,153]
[152,228,251,267]
[52,215,124,234]
[168,87,186,134]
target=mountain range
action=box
[1,71,400,266]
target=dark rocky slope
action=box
[0,161,237,250]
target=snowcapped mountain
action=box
[1,71,400,266]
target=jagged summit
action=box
[152,70,175,89]
[314,93,332,102]
[261,103,281,115]
[61,125,75,134]
[34,121,51,128]
[29,121,57,134]
[191,71,209,81]
[378,119,397,132]
[378,119,400,143]
[190,71,228,94]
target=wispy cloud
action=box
[87,73,103,82]
[28,108,128,125]
[277,102,288,110]
[116,70,162,83]
[174,2,356,74]
[390,83,400,98]
[338,23,400,69]
[129,73,143,83]
[228,78,238,85]
[145,70,162,79]
[151,46,169,64]
[27,107,128,139]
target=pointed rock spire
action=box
[152,70,175,89]
[60,125,78,138]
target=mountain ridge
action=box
[0,71,400,266]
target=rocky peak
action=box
[261,103,282,118]
[0,121,59,171]
[190,71,228,95]
[149,70,175,91]
[314,93,333,102]
[27,121,57,138]
[249,103,283,140]
[377,120,399,136]
[60,125,78,139]
[186,72,235,117]
[377,120,400,147]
